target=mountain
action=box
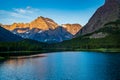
[0,26,22,42]
[76,0,120,36]
[3,16,81,43]
[62,24,82,35]
[4,16,58,31]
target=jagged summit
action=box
[30,16,58,30]
[4,16,58,31]
[3,16,82,35]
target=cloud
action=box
[13,6,34,14]
[0,6,43,24]
[26,6,31,9]
[14,8,27,14]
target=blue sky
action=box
[0,0,104,26]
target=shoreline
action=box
[0,48,120,53]
[0,48,120,60]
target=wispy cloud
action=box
[0,6,42,24]
[13,6,36,14]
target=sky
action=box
[0,0,104,26]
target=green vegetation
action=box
[0,39,43,51]
[75,48,120,53]
[0,56,5,60]
[0,39,48,57]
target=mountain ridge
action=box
[2,16,82,43]
[0,26,23,42]
[3,16,58,31]
[3,16,82,35]
[76,0,120,36]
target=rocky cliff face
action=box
[4,16,58,31]
[62,24,82,35]
[29,16,58,30]
[76,0,120,36]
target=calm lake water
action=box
[0,52,120,80]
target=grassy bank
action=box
[75,48,120,53]
[0,48,120,56]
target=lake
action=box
[0,51,120,80]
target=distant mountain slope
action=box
[29,27,73,43]
[62,24,82,35]
[13,26,73,43]
[0,26,22,42]
[76,0,120,36]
